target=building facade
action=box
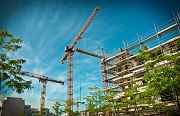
[0,97,25,116]
[0,97,53,116]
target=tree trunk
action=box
[176,94,180,115]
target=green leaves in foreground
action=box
[136,42,180,114]
[0,30,32,94]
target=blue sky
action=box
[0,0,180,112]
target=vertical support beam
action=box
[80,83,81,102]
[137,32,143,49]
[40,80,47,115]
[177,13,180,36]
[67,51,73,116]
[76,97,79,112]
[173,13,180,34]
[123,39,128,50]
[100,48,108,91]
[154,23,163,53]
[177,12,180,19]
[123,39,132,74]
[123,39,130,59]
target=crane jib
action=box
[61,7,100,64]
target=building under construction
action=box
[100,13,180,115]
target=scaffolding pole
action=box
[154,23,163,54]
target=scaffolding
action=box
[101,13,180,112]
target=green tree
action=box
[84,85,105,116]
[84,95,96,115]
[137,41,180,114]
[64,99,73,116]
[72,111,79,116]
[104,88,119,116]
[85,85,124,115]
[0,30,32,94]
[52,101,64,116]
[121,79,143,116]
[136,85,167,115]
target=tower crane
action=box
[60,7,99,115]
[19,71,64,113]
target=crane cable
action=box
[78,52,82,102]
[38,80,40,91]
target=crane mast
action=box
[60,7,99,116]
[19,71,64,114]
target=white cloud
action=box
[6,51,20,59]
[34,57,41,65]
[9,89,40,108]
[81,58,91,64]
[31,64,53,75]
[78,37,104,51]
[21,42,32,51]
[25,58,31,65]
[46,83,66,97]
[57,72,67,82]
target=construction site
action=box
[59,6,180,115]
[100,15,180,115]
[1,4,180,116]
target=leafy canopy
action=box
[0,30,32,94]
[136,40,180,114]
[52,101,65,116]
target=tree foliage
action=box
[136,41,180,114]
[121,80,142,115]
[104,88,120,115]
[0,30,32,94]
[52,101,64,116]
[84,85,105,115]
[64,99,74,116]
[84,85,122,116]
